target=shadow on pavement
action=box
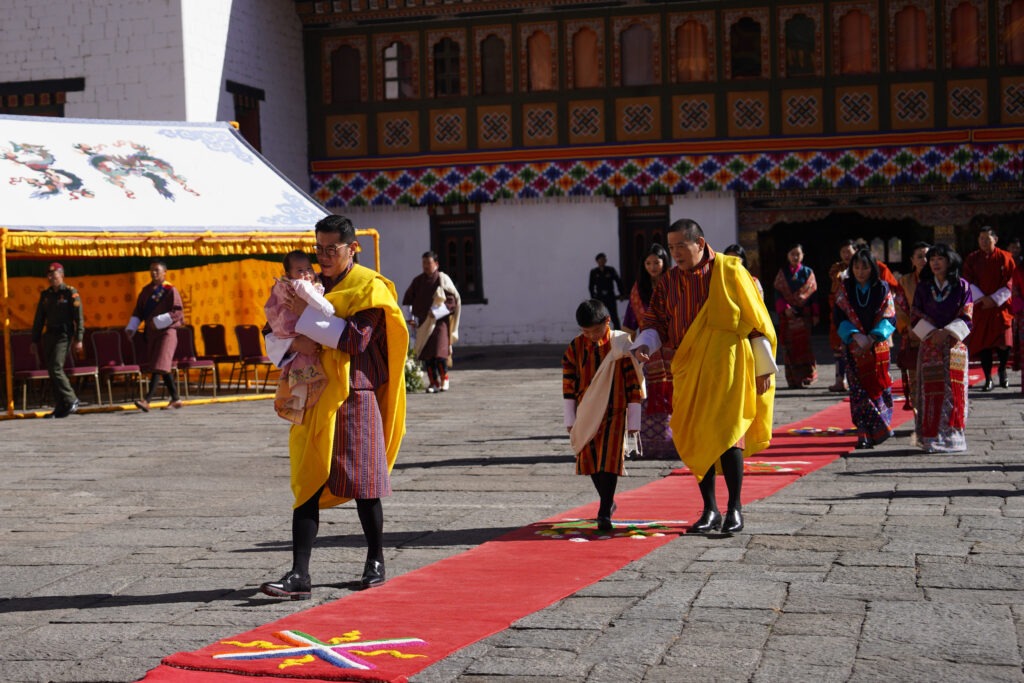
[0,589,259,613]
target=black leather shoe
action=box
[64,399,80,416]
[855,437,874,450]
[689,509,722,534]
[721,508,744,534]
[360,559,386,589]
[260,571,311,600]
[596,502,617,532]
[998,371,1009,389]
[981,378,994,392]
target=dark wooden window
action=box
[480,34,506,95]
[384,41,414,100]
[331,45,361,103]
[730,18,762,78]
[226,80,264,151]
[434,38,461,97]
[431,211,485,304]
[527,31,554,91]
[0,77,84,117]
[618,205,670,293]
[621,24,655,86]
[785,14,816,76]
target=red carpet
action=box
[144,379,974,682]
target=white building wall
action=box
[2,0,307,186]
[344,194,738,346]
[669,192,739,251]
[212,0,309,186]
[0,0,186,120]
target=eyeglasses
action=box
[314,243,351,257]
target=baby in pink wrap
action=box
[263,251,335,424]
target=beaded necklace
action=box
[854,282,872,308]
[931,278,950,303]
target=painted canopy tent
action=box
[0,115,373,416]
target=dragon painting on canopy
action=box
[2,142,94,200]
[74,140,201,200]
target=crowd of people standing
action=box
[601,224,1023,464]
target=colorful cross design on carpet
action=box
[533,519,689,542]
[787,427,859,436]
[213,629,427,671]
[310,138,1023,208]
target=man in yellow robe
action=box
[260,215,407,599]
[632,219,777,535]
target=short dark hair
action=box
[315,214,357,243]
[910,241,931,253]
[576,299,610,327]
[849,248,879,282]
[150,259,168,271]
[595,252,607,261]
[422,251,438,261]
[723,243,748,268]
[837,239,856,252]
[283,249,310,273]
[979,225,997,238]
[921,243,963,283]
[786,243,804,254]
[666,218,704,242]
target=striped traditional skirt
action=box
[845,343,893,444]
[914,338,968,453]
[328,389,391,499]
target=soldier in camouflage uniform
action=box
[30,262,85,418]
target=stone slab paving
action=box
[0,343,1022,682]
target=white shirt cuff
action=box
[126,316,141,333]
[152,312,173,330]
[627,402,641,431]
[431,302,450,320]
[991,287,1011,307]
[632,328,662,354]
[750,336,779,376]
[944,319,970,342]
[912,319,936,339]
[295,306,347,349]
[265,332,295,367]
[563,398,576,428]
[969,283,984,301]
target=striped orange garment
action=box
[562,334,643,475]
[639,247,716,349]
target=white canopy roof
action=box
[0,115,326,232]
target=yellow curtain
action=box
[7,259,283,355]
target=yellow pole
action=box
[356,228,381,272]
[1,228,14,416]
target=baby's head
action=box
[283,250,315,282]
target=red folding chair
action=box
[173,326,216,398]
[91,329,144,404]
[199,323,241,391]
[9,333,49,410]
[64,346,102,406]
[234,324,276,392]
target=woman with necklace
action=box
[834,249,897,449]
[910,244,973,452]
[622,243,675,459]
[773,243,819,388]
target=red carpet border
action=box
[143,377,975,682]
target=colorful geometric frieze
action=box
[310,139,1024,208]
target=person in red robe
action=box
[963,226,1015,391]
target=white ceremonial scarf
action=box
[570,330,646,454]
[413,271,461,358]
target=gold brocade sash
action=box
[669,256,777,480]
[287,264,409,509]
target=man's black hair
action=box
[315,214,357,243]
[666,218,704,242]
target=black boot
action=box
[721,508,744,534]
[260,571,311,600]
[690,509,723,533]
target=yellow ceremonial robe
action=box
[670,255,777,480]
[288,263,409,509]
